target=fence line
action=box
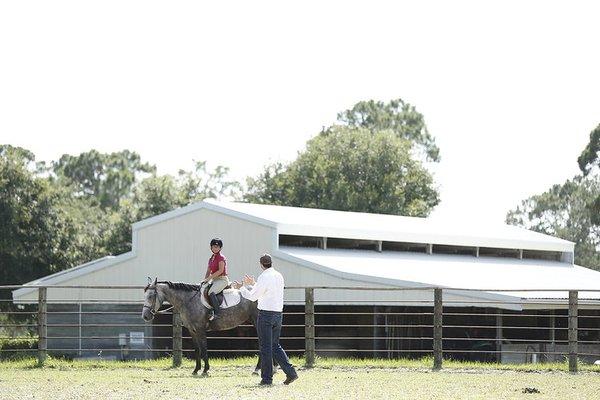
[2,285,600,372]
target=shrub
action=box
[0,337,38,361]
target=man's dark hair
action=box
[260,254,272,268]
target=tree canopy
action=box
[337,98,440,162]
[577,123,600,225]
[0,146,85,286]
[245,126,439,216]
[507,123,600,271]
[245,98,440,216]
[578,123,599,176]
[52,150,156,210]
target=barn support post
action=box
[173,311,182,367]
[549,311,556,361]
[78,302,82,357]
[305,287,315,368]
[496,312,503,362]
[37,287,47,367]
[568,291,578,373]
[433,288,443,370]
[320,237,327,250]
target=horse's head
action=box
[142,277,164,321]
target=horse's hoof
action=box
[192,371,199,376]
[201,372,209,378]
[252,370,259,376]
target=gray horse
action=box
[141,278,262,376]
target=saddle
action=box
[200,282,241,310]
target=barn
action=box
[12,199,600,362]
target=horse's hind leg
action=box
[251,313,261,375]
[253,354,261,375]
[253,354,279,376]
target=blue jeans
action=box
[257,309,297,383]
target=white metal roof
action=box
[199,200,574,253]
[278,246,600,301]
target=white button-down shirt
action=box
[239,267,285,312]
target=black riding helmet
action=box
[210,238,223,248]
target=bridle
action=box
[143,286,161,316]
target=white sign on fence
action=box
[129,332,144,345]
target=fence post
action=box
[305,287,315,367]
[173,311,182,367]
[37,287,47,367]
[568,290,578,373]
[433,288,443,371]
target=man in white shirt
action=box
[232,253,298,385]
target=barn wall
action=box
[16,208,276,303]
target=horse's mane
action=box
[157,281,201,292]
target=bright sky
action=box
[1,1,598,225]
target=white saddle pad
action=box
[200,288,242,310]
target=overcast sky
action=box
[1,1,598,225]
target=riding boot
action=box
[209,293,220,321]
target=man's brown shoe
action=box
[283,374,298,385]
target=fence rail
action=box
[1,285,600,372]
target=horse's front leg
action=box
[200,334,209,376]
[191,336,202,375]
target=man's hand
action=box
[243,274,255,286]
[231,280,242,289]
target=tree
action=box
[52,150,156,210]
[178,161,242,203]
[337,98,440,162]
[0,146,82,286]
[506,176,600,271]
[245,126,440,216]
[577,123,600,224]
[578,123,600,175]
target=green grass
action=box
[313,356,600,373]
[1,355,600,372]
[1,357,600,399]
[1,357,600,400]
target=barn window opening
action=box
[522,250,562,262]
[326,237,379,251]
[278,235,323,248]
[382,241,428,253]
[479,247,521,259]
[432,244,477,256]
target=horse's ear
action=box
[153,277,157,285]
[147,277,152,285]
